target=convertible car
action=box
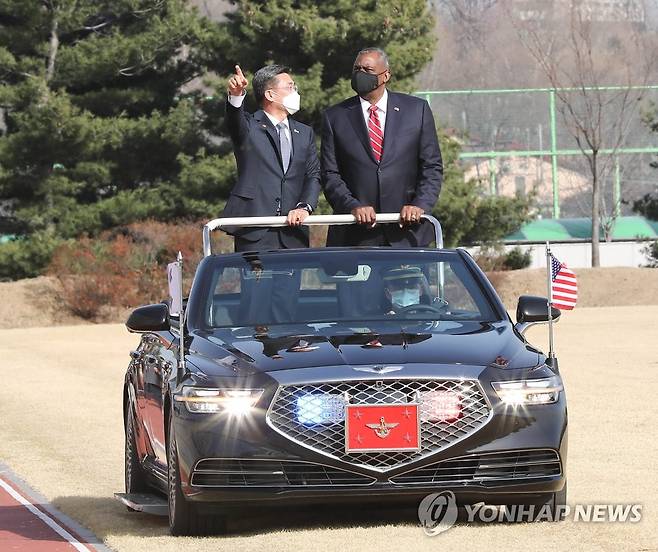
[120,214,567,535]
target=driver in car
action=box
[382,266,432,314]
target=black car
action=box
[121,216,567,535]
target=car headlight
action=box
[491,376,563,405]
[175,387,264,415]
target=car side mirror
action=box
[516,295,561,324]
[126,303,170,333]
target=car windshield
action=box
[188,250,500,329]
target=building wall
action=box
[469,240,653,268]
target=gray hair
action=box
[355,47,390,69]
[252,64,290,106]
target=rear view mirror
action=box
[516,295,561,324]
[126,303,170,333]
[318,264,371,283]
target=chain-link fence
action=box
[419,86,658,219]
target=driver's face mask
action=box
[391,288,420,308]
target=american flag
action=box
[550,255,578,310]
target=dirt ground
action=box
[0,276,131,329]
[491,267,658,310]
[0,306,656,551]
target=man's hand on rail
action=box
[350,206,377,227]
[286,208,309,227]
[399,205,424,227]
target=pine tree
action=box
[0,0,230,243]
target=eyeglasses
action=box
[268,83,298,93]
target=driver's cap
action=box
[383,266,424,285]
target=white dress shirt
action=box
[228,92,291,145]
[358,88,388,133]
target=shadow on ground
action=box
[51,495,446,538]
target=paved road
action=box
[0,464,109,551]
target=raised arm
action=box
[225,64,250,145]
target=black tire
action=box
[167,415,225,536]
[508,480,567,523]
[527,480,568,522]
[545,480,568,522]
[125,401,148,502]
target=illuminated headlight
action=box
[492,376,563,405]
[176,387,264,415]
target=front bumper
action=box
[171,378,568,508]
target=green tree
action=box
[632,193,658,221]
[205,0,437,130]
[0,0,231,246]
[0,0,530,281]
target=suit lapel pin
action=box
[261,124,267,128]
[393,106,400,111]
[293,128,300,133]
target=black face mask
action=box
[351,70,384,96]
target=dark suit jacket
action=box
[321,91,443,247]
[222,101,321,248]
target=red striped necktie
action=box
[368,104,384,162]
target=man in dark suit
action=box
[223,64,321,252]
[321,47,443,247]
[222,64,320,322]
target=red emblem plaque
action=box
[345,404,420,452]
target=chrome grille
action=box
[389,449,562,485]
[267,379,491,471]
[191,459,376,487]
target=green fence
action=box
[417,86,658,219]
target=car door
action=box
[142,334,172,466]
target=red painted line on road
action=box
[0,475,94,551]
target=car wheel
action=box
[125,401,148,501]
[167,415,225,536]
[544,480,568,522]
[522,480,567,522]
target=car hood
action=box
[189,320,543,376]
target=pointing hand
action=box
[227,64,249,96]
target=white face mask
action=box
[391,289,420,308]
[273,90,301,115]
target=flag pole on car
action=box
[177,251,185,382]
[546,242,579,363]
[545,241,556,360]
[167,252,185,382]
